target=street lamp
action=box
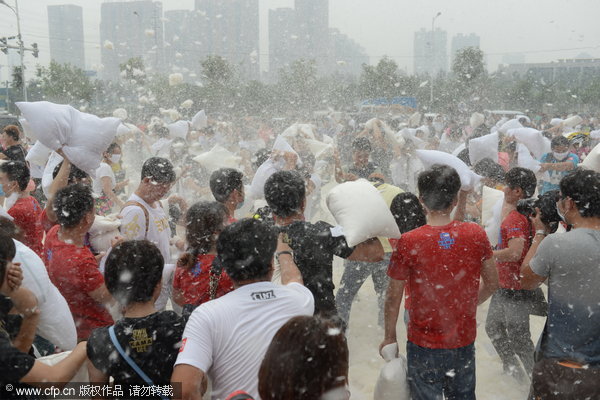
[0,0,27,101]
[430,11,441,107]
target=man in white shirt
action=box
[171,219,314,400]
[119,157,177,311]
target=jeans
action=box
[485,289,535,380]
[407,341,476,400]
[335,253,390,326]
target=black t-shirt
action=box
[0,334,35,383]
[281,221,354,316]
[1,144,27,163]
[87,311,184,386]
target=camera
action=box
[517,190,562,233]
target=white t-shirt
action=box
[176,281,314,400]
[92,162,116,196]
[14,239,77,350]
[119,193,171,262]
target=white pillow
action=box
[550,118,564,127]
[14,239,77,351]
[16,101,120,176]
[167,120,189,139]
[303,138,333,159]
[470,112,485,129]
[498,118,522,134]
[581,142,600,172]
[113,108,128,120]
[37,351,88,382]
[25,141,52,168]
[19,117,36,141]
[88,214,122,253]
[193,144,241,171]
[326,179,400,247]
[191,110,207,129]
[415,149,482,190]
[374,343,409,400]
[516,143,541,173]
[41,151,65,197]
[563,115,582,127]
[482,186,504,247]
[248,159,279,200]
[507,127,551,159]
[469,132,498,165]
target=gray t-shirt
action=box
[530,228,600,365]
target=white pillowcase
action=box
[506,127,551,159]
[326,179,400,247]
[498,118,523,134]
[17,101,120,176]
[25,141,53,168]
[469,132,498,165]
[88,214,122,253]
[415,149,482,190]
[193,144,241,171]
[191,110,207,130]
[167,120,189,139]
[581,142,600,172]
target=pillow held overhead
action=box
[191,110,207,130]
[16,101,120,176]
[506,127,551,159]
[469,132,498,165]
[326,179,400,247]
[580,142,600,172]
[192,144,242,171]
[416,149,481,190]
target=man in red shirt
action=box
[0,161,44,257]
[44,184,114,340]
[485,167,537,382]
[381,165,498,400]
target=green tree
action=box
[359,57,401,99]
[452,47,485,84]
[277,59,319,114]
[119,57,146,85]
[201,55,235,87]
[37,61,94,105]
[11,66,23,91]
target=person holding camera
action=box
[485,167,538,383]
[520,168,600,399]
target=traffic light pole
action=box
[1,0,27,101]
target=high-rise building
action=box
[268,7,296,78]
[329,28,369,76]
[294,0,330,74]
[47,5,85,69]
[100,1,164,81]
[194,0,260,80]
[164,9,203,80]
[450,33,480,66]
[413,28,447,75]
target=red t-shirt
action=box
[8,196,44,257]
[388,221,493,349]
[44,225,113,340]
[173,254,234,306]
[497,210,532,290]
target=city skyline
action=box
[1,0,599,82]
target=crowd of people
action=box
[0,108,599,400]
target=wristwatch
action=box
[275,250,294,262]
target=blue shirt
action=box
[539,152,579,194]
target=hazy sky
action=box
[1,0,599,80]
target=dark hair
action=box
[264,171,305,218]
[184,201,227,268]
[106,142,121,154]
[0,160,30,191]
[560,168,600,218]
[252,148,270,170]
[2,125,20,141]
[53,184,95,228]
[216,218,276,282]
[390,192,427,233]
[52,161,89,184]
[505,167,537,198]
[0,217,22,241]
[550,136,569,149]
[258,316,349,400]
[141,157,176,183]
[473,158,505,184]
[417,165,461,211]
[210,168,244,203]
[0,232,16,285]
[104,240,164,305]
[352,137,372,152]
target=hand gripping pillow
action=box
[374,343,410,400]
[88,214,122,253]
[193,144,242,171]
[581,142,600,172]
[191,110,208,130]
[507,127,551,159]
[41,151,64,198]
[469,132,498,165]
[415,149,482,191]
[326,179,400,247]
[17,101,120,176]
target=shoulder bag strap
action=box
[108,326,169,400]
[121,201,150,238]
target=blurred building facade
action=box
[413,27,447,76]
[47,4,85,69]
[498,58,600,86]
[450,33,480,67]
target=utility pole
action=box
[1,0,28,101]
[430,11,442,108]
